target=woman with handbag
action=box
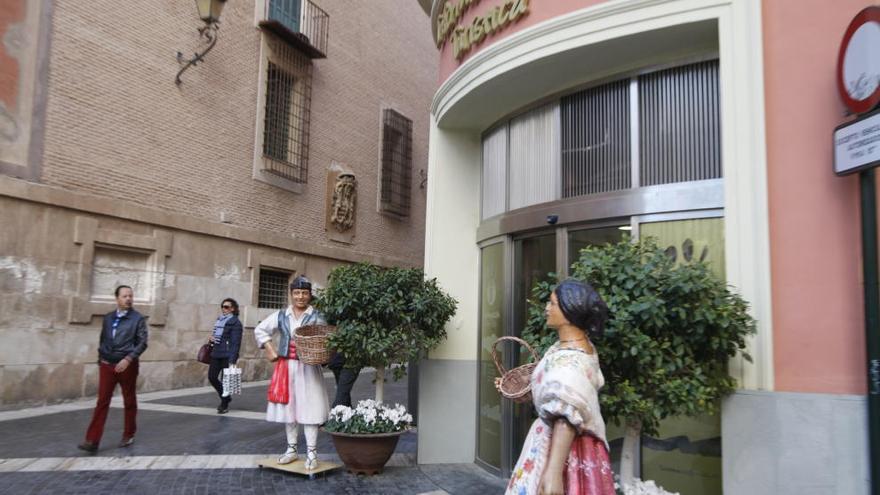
[207,298,243,414]
[254,276,329,470]
[499,279,615,495]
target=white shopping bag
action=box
[221,364,243,397]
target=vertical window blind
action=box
[561,79,631,197]
[482,125,508,219]
[481,60,721,216]
[507,103,560,211]
[639,60,721,186]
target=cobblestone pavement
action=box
[0,464,505,495]
[0,370,507,495]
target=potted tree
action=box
[522,237,755,493]
[315,262,457,474]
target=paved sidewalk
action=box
[0,371,507,495]
[0,463,504,495]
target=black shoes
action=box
[217,400,230,414]
[79,438,133,452]
[77,442,98,454]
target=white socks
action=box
[285,422,299,448]
[278,423,299,464]
[304,424,319,470]
[280,423,318,469]
[303,424,318,447]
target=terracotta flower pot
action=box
[324,429,406,475]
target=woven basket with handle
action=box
[492,336,539,404]
[295,325,336,365]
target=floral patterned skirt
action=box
[506,419,615,495]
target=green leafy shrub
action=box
[521,237,755,437]
[315,262,457,399]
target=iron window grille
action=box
[258,268,291,309]
[261,36,313,184]
[379,109,413,217]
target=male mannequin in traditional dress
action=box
[254,276,329,469]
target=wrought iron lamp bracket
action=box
[175,22,220,85]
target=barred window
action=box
[379,109,413,217]
[261,37,313,184]
[258,268,290,309]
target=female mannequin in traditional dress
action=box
[254,276,329,470]
[501,279,616,495]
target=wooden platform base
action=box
[256,457,341,480]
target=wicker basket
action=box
[492,336,539,404]
[295,325,336,365]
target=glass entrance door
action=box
[477,216,725,484]
[477,242,505,470]
[638,217,725,495]
[568,225,628,269]
[567,224,628,470]
[508,233,557,469]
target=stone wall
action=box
[0,193,378,408]
[0,0,437,407]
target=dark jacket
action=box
[329,352,349,370]
[98,309,148,363]
[211,316,242,363]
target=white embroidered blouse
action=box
[531,341,608,446]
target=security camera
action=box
[546,215,559,225]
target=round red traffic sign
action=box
[838,7,880,114]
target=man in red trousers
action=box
[78,285,149,453]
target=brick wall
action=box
[39,0,437,267]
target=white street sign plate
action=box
[834,111,880,176]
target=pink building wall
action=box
[434,0,872,395]
[763,0,868,395]
[437,0,606,82]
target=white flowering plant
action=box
[615,477,680,495]
[324,399,413,434]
